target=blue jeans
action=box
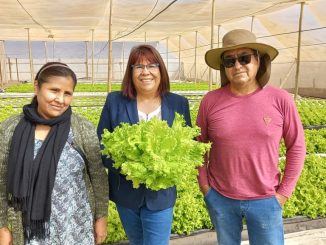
[204,188,284,245]
[116,204,173,245]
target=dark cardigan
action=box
[0,113,108,245]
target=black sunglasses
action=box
[222,53,257,68]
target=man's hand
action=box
[94,217,107,244]
[275,192,288,207]
[0,227,13,245]
[200,184,211,195]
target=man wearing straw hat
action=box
[196,29,306,244]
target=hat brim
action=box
[205,43,279,70]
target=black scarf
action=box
[7,100,71,241]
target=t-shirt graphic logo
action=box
[263,116,272,125]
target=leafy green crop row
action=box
[280,155,326,219]
[5,82,210,93]
[279,128,326,156]
[296,99,326,126]
[0,106,22,122]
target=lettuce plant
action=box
[101,113,211,190]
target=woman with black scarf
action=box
[0,62,108,245]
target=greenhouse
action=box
[0,0,325,244]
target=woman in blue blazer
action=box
[97,44,191,245]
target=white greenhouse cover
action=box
[0,0,325,92]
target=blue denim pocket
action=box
[273,196,283,210]
[203,187,212,201]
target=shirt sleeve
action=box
[0,117,17,229]
[196,98,210,188]
[277,95,306,197]
[182,97,192,127]
[0,124,8,228]
[97,93,115,169]
[80,118,109,220]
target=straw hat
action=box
[205,29,278,70]
[205,29,279,87]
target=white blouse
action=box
[138,106,162,122]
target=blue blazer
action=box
[97,91,191,210]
